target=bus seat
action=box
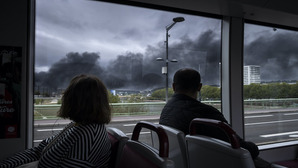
[186,118,255,168]
[117,121,174,168]
[152,125,189,168]
[274,159,298,168]
[107,127,129,168]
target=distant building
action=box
[244,65,261,85]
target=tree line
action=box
[244,82,298,99]
[149,82,298,101]
[35,82,298,104]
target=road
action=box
[33,108,298,147]
[245,108,298,144]
[33,115,159,146]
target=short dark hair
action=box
[57,74,111,124]
[173,68,201,93]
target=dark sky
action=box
[35,0,298,91]
[35,0,221,71]
[244,26,298,81]
[35,30,221,90]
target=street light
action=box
[157,17,185,102]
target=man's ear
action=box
[198,83,202,91]
[172,83,176,91]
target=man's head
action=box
[173,68,202,98]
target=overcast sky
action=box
[35,0,221,72]
[35,0,297,90]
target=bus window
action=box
[34,0,222,146]
[244,23,298,146]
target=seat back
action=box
[117,121,174,168]
[186,118,255,168]
[107,127,129,168]
[152,125,188,168]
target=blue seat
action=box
[186,118,255,168]
[117,121,174,168]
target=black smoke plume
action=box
[35,52,104,90]
[35,30,222,92]
[244,31,298,81]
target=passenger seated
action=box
[159,68,272,168]
[0,74,112,168]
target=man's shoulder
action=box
[168,94,197,104]
[196,102,219,111]
[167,95,218,111]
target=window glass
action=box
[34,0,222,145]
[244,23,298,145]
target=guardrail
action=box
[34,98,298,119]
[244,98,298,111]
[34,102,167,119]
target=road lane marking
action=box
[37,128,63,132]
[245,119,298,126]
[260,131,298,138]
[126,131,151,136]
[34,140,43,143]
[245,115,273,119]
[123,124,136,127]
[284,113,298,116]
[34,122,71,126]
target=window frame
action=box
[28,0,298,162]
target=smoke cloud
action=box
[36,29,287,92]
[35,52,104,90]
[36,29,298,93]
[244,31,298,81]
[35,30,222,91]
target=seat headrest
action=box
[132,121,169,157]
[189,118,240,148]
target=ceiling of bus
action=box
[235,0,298,15]
[131,0,298,28]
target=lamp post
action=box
[156,17,185,102]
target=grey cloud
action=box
[36,0,86,31]
[35,52,104,90]
[244,31,298,81]
[35,38,67,67]
[35,29,222,91]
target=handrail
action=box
[132,121,169,157]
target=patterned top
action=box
[0,123,111,168]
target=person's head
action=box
[57,74,111,124]
[172,68,202,98]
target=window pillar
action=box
[222,16,244,138]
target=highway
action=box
[33,115,159,146]
[33,108,298,147]
[245,108,298,144]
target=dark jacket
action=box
[159,93,259,159]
